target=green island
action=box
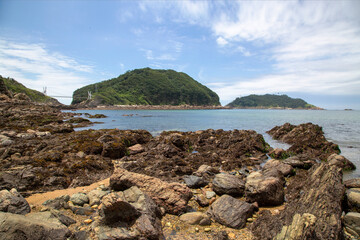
[72,68,220,106]
[227,94,321,109]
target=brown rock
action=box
[262,159,293,177]
[110,167,193,215]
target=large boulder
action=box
[110,167,192,215]
[95,186,164,240]
[0,188,30,214]
[212,173,245,197]
[0,211,71,240]
[70,192,89,206]
[245,170,284,206]
[207,194,255,229]
[251,163,344,240]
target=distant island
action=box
[0,76,60,105]
[226,94,322,109]
[72,68,220,107]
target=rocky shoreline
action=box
[1,90,360,239]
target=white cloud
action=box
[216,37,228,46]
[0,39,93,104]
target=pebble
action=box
[247,218,253,222]
[166,222,172,227]
[195,227,199,232]
[204,228,211,232]
[228,232,235,239]
[84,219,93,224]
[40,207,49,212]
[91,204,98,209]
[205,191,216,199]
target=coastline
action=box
[72,104,323,111]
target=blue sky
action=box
[0,0,360,109]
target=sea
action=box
[66,109,360,180]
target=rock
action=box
[69,202,94,216]
[0,188,30,214]
[212,173,245,197]
[42,195,70,210]
[128,144,144,155]
[345,178,360,188]
[251,163,344,240]
[0,134,13,146]
[344,212,360,238]
[245,170,284,206]
[183,175,208,188]
[179,212,211,226]
[262,159,293,177]
[267,123,340,161]
[87,189,109,206]
[206,191,216,199]
[207,194,255,229]
[195,165,219,176]
[95,186,164,240]
[70,231,88,240]
[110,167,192,215]
[346,188,360,212]
[282,156,314,169]
[0,211,71,240]
[269,148,287,159]
[70,193,89,206]
[194,194,209,207]
[327,153,356,170]
[29,209,76,227]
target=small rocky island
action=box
[227,94,322,109]
[1,78,360,240]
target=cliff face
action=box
[72,68,220,106]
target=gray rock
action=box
[0,188,30,214]
[70,192,89,206]
[347,188,360,212]
[194,194,209,207]
[207,194,254,229]
[0,211,71,240]
[183,175,208,189]
[344,212,360,237]
[179,212,211,226]
[42,195,70,210]
[282,156,314,169]
[87,189,109,206]
[212,173,245,197]
[28,209,76,227]
[245,170,284,206]
[69,201,94,216]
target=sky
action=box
[0,0,360,109]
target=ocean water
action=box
[67,109,360,180]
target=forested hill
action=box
[226,94,320,109]
[1,76,60,104]
[72,68,220,106]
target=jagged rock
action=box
[110,167,192,215]
[87,188,110,206]
[262,159,293,177]
[344,212,360,238]
[207,194,255,229]
[95,186,164,240]
[0,188,30,214]
[194,194,209,207]
[245,170,284,206]
[346,188,360,212]
[345,178,360,188]
[267,123,340,161]
[251,163,344,240]
[70,193,89,206]
[42,195,70,210]
[327,153,356,170]
[212,173,245,197]
[179,212,211,226]
[0,211,71,240]
[183,175,208,189]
